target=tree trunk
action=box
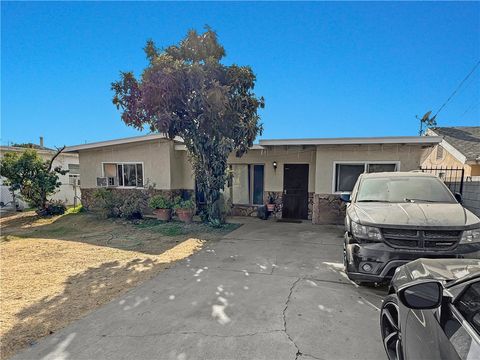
[40,190,48,210]
[186,137,229,226]
[196,149,225,225]
[10,188,18,210]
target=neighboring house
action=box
[0,143,81,208]
[65,133,441,224]
[423,126,480,180]
[422,126,480,216]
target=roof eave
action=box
[259,136,442,146]
[174,144,265,151]
[64,134,183,152]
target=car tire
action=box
[380,295,403,360]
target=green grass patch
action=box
[135,219,241,237]
[65,205,84,215]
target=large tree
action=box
[0,148,67,211]
[112,27,264,224]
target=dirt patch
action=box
[0,211,239,359]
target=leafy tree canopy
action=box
[112,27,264,224]
[0,149,67,210]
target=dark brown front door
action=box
[282,164,309,219]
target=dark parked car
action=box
[342,172,480,285]
[381,258,480,360]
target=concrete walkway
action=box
[13,218,386,360]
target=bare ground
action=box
[0,210,239,359]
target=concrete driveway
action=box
[13,218,387,360]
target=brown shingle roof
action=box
[432,126,480,161]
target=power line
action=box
[434,59,480,118]
[461,99,480,118]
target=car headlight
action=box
[460,228,480,244]
[351,221,382,241]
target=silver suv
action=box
[341,172,480,285]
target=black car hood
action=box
[351,202,480,230]
[391,258,480,290]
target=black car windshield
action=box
[356,176,457,203]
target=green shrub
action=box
[92,186,158,220]
[92,188,123,218]
[119,191,148,219]
[37,200,67,216]
[148,195,172,209]
[173,196,195,210]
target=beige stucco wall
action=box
[78,139,172,189]
[77,140,435,197]
[170,148,195,190]
[314,144,429,193]
[228,146,317,192]
[421,144,472,177]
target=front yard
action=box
[0,210,239,359]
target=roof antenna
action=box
[416,111,437,136]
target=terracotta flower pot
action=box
[266,203,275,212]
[176,208,194,223]
[153,208,172,221]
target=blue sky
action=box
[2,1,479,148]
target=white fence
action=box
[0,181,80,209]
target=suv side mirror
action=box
[398,281,443,310]
[454,192,463,204]
[340,192,351,203]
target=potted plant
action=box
[148,195,173,221]
[266,192,278,212]
[173,196,196,223]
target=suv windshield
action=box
[356,176,457,203]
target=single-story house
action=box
[423,126,480,180]
[0,140,81,208]
[65,133,442,224]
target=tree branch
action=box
[47,146,66,172]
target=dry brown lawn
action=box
[0,210,238,359]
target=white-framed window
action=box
[102,162,144,188]
[333,161,400,193]
[225,164,265,205]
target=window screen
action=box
[335,164,364,192]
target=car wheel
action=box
[381,295,403,360]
